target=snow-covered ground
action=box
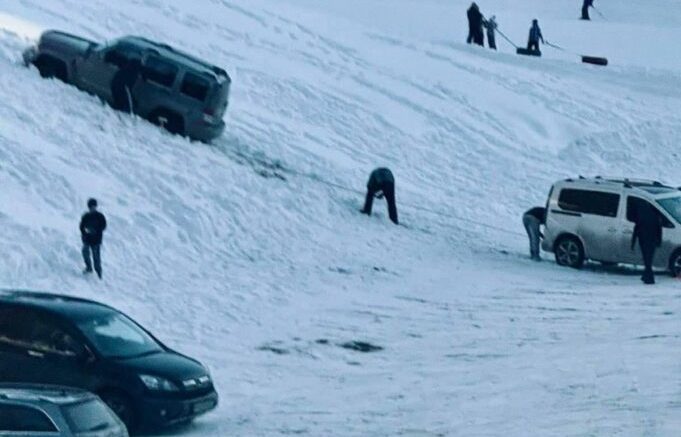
[1,0,680,435]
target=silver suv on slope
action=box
[543,177,681,275]
[0,384,127,437]
[23,31,231,142]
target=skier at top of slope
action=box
[527,19,544,52]
[581,0,594,20]
[466,3,485,46]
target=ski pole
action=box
[495,27,519,49]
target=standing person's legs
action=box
[384,184,398,225]
[582,6,590,20]
[488,34,496,50]
[639,239,655,284]
[92,245,102,278]
[362,188,376,215]
[523,215,541,259]
[82,244,93,272]
[474,31,484,46]
[467,30,473,44]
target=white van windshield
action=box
[657,196,681,224]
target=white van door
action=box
[556,188,622,262]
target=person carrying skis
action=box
[630,199,664,285]
[527,19,544,52]
[111,58,141,113]
[581,0,594,20]
[466,3,485,46]
[80,198,107,279]
[483,15,498,50]
[361,168,399,225]
[522,207,545,261]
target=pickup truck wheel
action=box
[35,56,68,83]
[555,235,585,269]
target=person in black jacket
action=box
[581,0,594,20]
[111,58,141,113]
[527,19,544,52]
[361,168,398,225]
[80,198,107,279]
[523,207,546,261]
[466,3,484,46]
[630,200,663,285]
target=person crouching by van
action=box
[523,207,546,261]
[361,168,398,225]
[631,201,663,285]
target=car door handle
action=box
[623,230,634,235]
[27,350,45,358]
[608,228,617,233]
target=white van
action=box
[542,177,681,275]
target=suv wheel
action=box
[555,236,585,269]
[151,109,184,136]
[669,250,681,277]
[100,391,136,431]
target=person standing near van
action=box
[527,19,544,52]
[361,168,398,225]
[523,207,546,261]
[80,198,107,279]
[631,201,663,285]
[111,58,141,113]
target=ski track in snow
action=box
[1,0,681,435]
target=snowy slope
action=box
[1,0,680,435]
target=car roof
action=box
[555,176,681,198]
[119,36,230,82]
[0,384,94,406]
[0,290,117,321]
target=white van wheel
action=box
[555,236,585,269]
[669,251,681,278]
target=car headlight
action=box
[139,374,179,392]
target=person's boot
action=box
[83,267,93,275]
[641,271,655,285]
[96,269,102,280]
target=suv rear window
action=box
[0,404,57,432]
[142,56,178,88]
[558,189,620,217]
[181,72,210,102]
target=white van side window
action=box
[558,189,619,217]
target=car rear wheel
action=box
[669,250,681,277]
[555,236,585,269]
[100,391,136,432]
[35,56,68,82]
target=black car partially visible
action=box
[0,290,218,433]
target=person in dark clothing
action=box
[527,19,544,52]
[483,16,498,50]
[361,168,398,225]
[466,3,485,46]
[630,200,663,285]
[80,198,107,279]
[523,207,546,261]
[581,0,594,20]
[111,58,141,113]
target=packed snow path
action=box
[1,0,680,435]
